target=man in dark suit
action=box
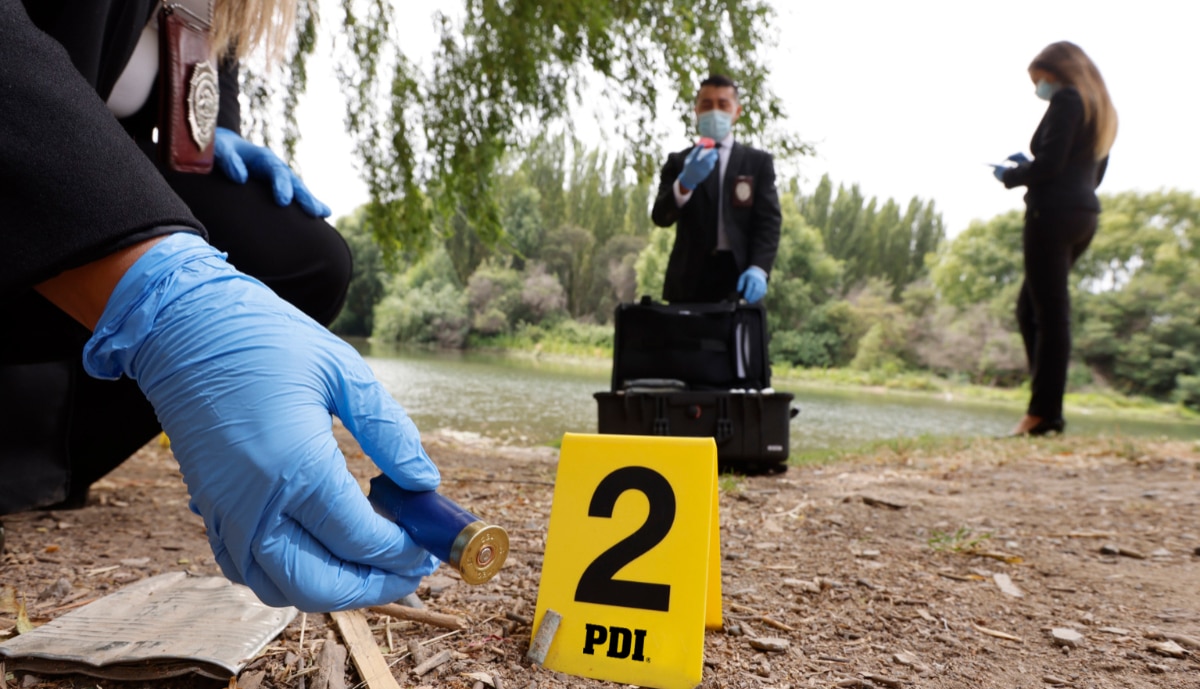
[651,74,782,304]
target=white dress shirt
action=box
[106,19,159,118]
[672,132,736,251]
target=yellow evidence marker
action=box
[531,433,721,689]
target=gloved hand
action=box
[677,144,718,191]
[991,164,1007,182]
[83,233,438,612]
[214,127,332,218]
[1006,152,1031,165]
[737,266,768,304]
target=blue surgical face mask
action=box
[698,110,734,141]
[1035,79,1060,101]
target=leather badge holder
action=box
[158,5,218,173]
[731,175,755,208]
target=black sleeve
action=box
[216,54,241,132]
[0,0,203,294]
[748,152,782,274]
[1003,88,1084,189]
[650,151,686,227]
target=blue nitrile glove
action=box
[213,127,332,218]
[991,164,1007,182]
[1006,152,1031,165]
[737,266,768,304]
[677,144,718,191]
[83,233,439,612]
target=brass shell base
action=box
[449,521,509,585]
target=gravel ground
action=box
[2,427,1199,689]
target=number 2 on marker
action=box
[574,466,677,611]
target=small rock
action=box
[1147,663,1169,674]
[37,577,72,602]
[1100,544,1146,559]
[1041,675,1070,686]
[1151,548,1171,558]
[725,623,744,637]
[1193,546,1200,557]
[396,592,425,609]
[120,557,151,567]
[857,550,881,559]
[993,573,1024,598]
[748,637,790,653]
[1098,627,1131,636]
[893,650,931,674]
[1050,628,1085,648]
[1148,640,1186,658]
[783,578,821,594]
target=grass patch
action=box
[928,527,993,553]
[718,474,746,494]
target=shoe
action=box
[1011,417,1065,437]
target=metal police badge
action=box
[187,60,219,150]
[732,175,755,208]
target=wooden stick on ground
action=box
[368,604,465,630]
[331,610,401,689]
[412,649,454,676]
[970,622,1024,643]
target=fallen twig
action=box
[412,649,453,676]
[368,604,464,630]
[971,622,1023,643]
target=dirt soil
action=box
[2,427,1199,689]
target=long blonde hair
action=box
[1029,41,1118,160]
[211,0,297,62]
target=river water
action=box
[350,341,1200,453]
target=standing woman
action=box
[994,41,1118,436]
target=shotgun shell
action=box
[368,475,509,585]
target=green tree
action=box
[801,175,942,295]
[928,210,1024,308]
[328,208,386,336]
[251,1,808,258]
[634,226,674,301]
[372,247,470,348]
[1073,190,1200,403]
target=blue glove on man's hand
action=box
[214,127,332,218]
[1006,152,1031,165]
[737,266,768,304]
[84,233,438,611]
[677,144,718,191]
[992,164,1007,182]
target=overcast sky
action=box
[292,0,1200,237]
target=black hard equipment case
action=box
[598,297,797,474]
[594,387,797,474]
[611,297,769,391]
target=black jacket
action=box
[1002,86,1108,212]
[1,0,214,294]
[651,141,782,303]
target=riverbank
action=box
[403,336,1200,427]
[4,428,1198,689]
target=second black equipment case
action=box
[611,297,769,391]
